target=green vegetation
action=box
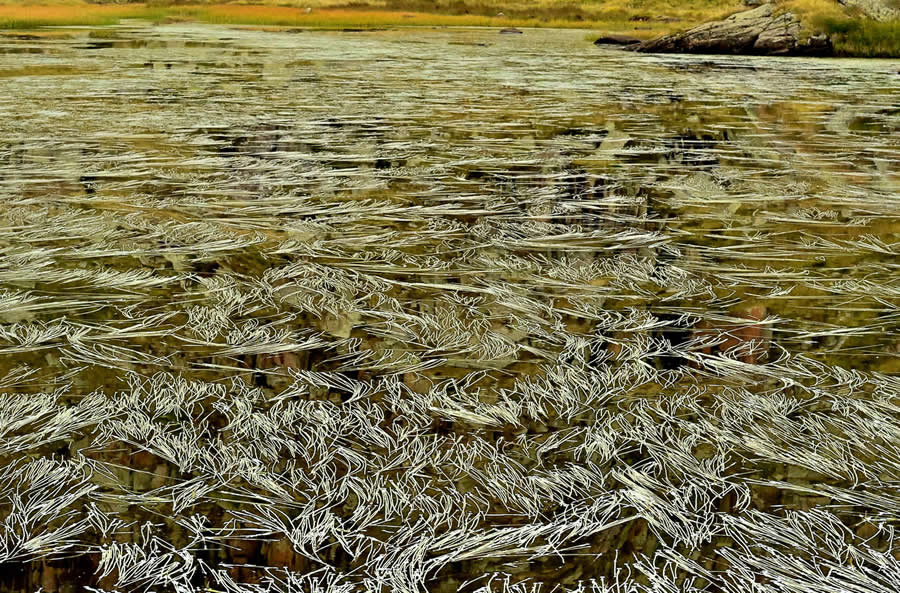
[820,17,900,56]
[0,0,743,35]
[777,0,900,56]
[0,4,144,28]
[0,1,897,56]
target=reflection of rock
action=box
[321,311,361,338]
[635,4,832,56]
[265,537,309,572]
[593,34,642,46]
[40,562,59,593]
[694,304,770,364]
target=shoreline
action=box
[1,2,897,57]
[0,3,689,37]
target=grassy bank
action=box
[0,3,151,27]
[819,16,900,56]
[0,1,897,56]
[0,0,742,34]
[779,0,900,57]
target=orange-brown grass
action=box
[0,3,155,27]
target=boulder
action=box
[634,4,833,56]
[594,34,642,46]
[499,27,523,34]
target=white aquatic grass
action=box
[0,25,898,593]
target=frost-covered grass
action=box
[0,25,898,593]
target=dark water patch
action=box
[0,47,47,54]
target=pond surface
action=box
[0,24,898,593]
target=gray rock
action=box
[634,4,833,56]
[837,0,900,21]
[752,12,802,53]
[594,34,642,46]
[499,27,523,34]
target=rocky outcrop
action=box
[634,3,833,56]
[593,34,642,46]
[837,0,900,21]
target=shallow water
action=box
[0,24,898,593]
